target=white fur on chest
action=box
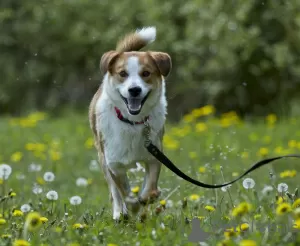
[95,92,166,168]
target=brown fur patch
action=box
[116,32,147,52]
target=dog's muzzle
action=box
[119,91,151,115]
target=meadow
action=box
[0,106,300,246]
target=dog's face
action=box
[100,51,171,116]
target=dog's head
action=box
[100,51,171,115]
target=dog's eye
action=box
[119,71,128,78]
[142,71,150,77]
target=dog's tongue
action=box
[127,98,142,111]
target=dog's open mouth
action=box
[119,91,151,115]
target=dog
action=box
[89,26,172,220]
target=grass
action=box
[0,107,300,246]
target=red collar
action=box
[114,107,149,125]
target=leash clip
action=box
[143,119,152,148]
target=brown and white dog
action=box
[89,27,171,220]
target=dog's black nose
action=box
[128,86,142,97]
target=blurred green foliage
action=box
[1,0,300,120]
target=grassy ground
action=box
[0,107,300,246]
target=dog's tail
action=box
[116,26,156,52]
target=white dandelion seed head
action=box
[32,184,43,194]
[242,178,255,189]
[43,171,55,182]
[46,190,58,200]
[69,195,82,205]
[20,204,31,213]
[89,160,100,171]
[221,184,232,192]
[277,183,288,193]
[0,164,12,180]
[166,200,174,208]
[76,177,88,187]
[28,163,42,172]
[261,185,274,195]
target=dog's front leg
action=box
[139,160,162,204]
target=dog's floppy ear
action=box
[100,51,119,74]
[149,52,172,77]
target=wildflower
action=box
[261,185,273,195]
[237,223,249,231]
[70,196,82,205]
[293,198,300,209]
[294,208,300,219]
[205,205,215,212]
[131,186,139,194]
[73,223,87,229]
[276,196,285,204]
[280,170,297,178]
[9,191,17,197]
[0,218,6,225]
[266,114,277,125]
[224,228,237,238]
[288,140,297,148]
[221,184,232,192]
[13,210,24,217]
[201,105,215,115]
[257,147,269,157]
[21,204,31,213]
[76,177,88,187]
[189,194,200,202]
[183,114,194,123]
[293,219,300,229]
[32,185,43,194]
[28,163,42,172]
[232,202,252,217]
[13,239,30,246]
[198,166,206,173]
[46,190,58,200]
[40,217,48,223]
[25,212,42,231]
[276,203,292,215]
[0,164,12,180]
[242,178,255,189]
[85,138,94,149]
[239,240,257,246]
[195,122,208,133]
[11,152,23,162]
[277,183,288,192]
[163,135,179,150]
[160,200,166,206]
[217,240,232,246]
[43,172,55,182]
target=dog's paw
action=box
[125,195,141,214]
[139,189,161,205]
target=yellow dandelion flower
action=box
[40,217,48,223]
[73,223,83,229]
[10,152,23,162]
[239,240,257,246]
[293,219,300,229]
[84,138,94,149]
[232,202,252,217]
[274,146,283,154]
[292,198,300,209]
[201,105,215,116]
[189,151,197,160]
[189,194,200,201]
[197,216,205,220]
[204,205,215,212]
[276,203,292,215]
[159,200,166,206]
[183,114,194,123]
[198,166,206,173]
[163,135,179,150]
[294,208,300,219]
[224,228,237,238]
[266,114,277,125]
[217,239,232,246]
[276,196,286,204]
[107,244,118,246]
[237,223,249,232]
[27,112,47,121]
[257,147,269,157]
[131,186,140,193]
[36,176,45,185]
[49,150,61,161]
[67,243,80,246]
[280,170,297,178]
[25,212,42,231]
[191,108,203,118]
[0,219,6,225]
[12,210,23,217]
[195,122,208,133]
[10,192,17,197]
[13,239,30,246]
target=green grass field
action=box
[0,107,300,246]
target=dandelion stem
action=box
[220,167,234,208]
[163,185,180,200]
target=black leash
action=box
[143,122,300,189]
